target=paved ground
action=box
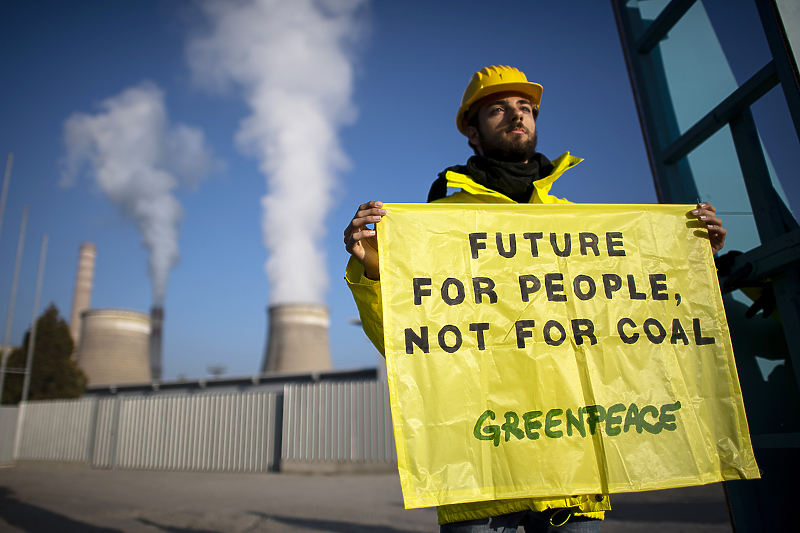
[0,464,733,532]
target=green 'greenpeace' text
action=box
[473,401,682,447]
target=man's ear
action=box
[465,125,481,151]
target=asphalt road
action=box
[0,464,733,532]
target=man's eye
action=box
[521,106,532,113]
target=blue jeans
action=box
[440,510,602,533]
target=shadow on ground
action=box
[0,486,123,533]
[248,511,425,533]
[137,518,223,533]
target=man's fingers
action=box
[691,203,723,229]
[708,225,727,240]
[344,201,384,279]
[358,200,383,211]
[690,202,726,253]
[345,202,385,235]
[344,215,382,242]
[345,228,376,249]
[344,201,386,251]
[357,200,385,214]
[344,225,381,259]
[700,215,723,228]
[693,201,716,213]
[354,206,386,225]
[691,202,716,217]
[352,212,384,229]
[353,201,385,225]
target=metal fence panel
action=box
[0,406,18,464]
[15,399,96,463]
[90,397,118,468]
[112,391,278,473]
[282,380,396,463]
[11,379,391,471]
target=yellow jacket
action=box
[345,152,610,525]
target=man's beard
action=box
[478,127,538,163]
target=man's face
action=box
[466,91,538,163]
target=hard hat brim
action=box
[457,81,543,135]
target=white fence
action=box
[283,380,395,464]
[0,406,18,464]
[5,379,395,473]
[15,399,96,463]
[107,392,280,472]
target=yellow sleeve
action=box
[345,256,385,356]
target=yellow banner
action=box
[377,203,759,509]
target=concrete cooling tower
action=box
[69,242,96,350]
[261,304,332,374]
[75,309,152,386]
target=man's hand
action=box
[344,201,386,280]
[691,202,726,254]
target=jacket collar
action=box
[444,152,582,203]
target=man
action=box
[343,66,726,532]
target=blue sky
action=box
[0,0,796,380]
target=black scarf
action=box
[427,153,554,203]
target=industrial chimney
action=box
[149,306,163,380]
[69,242,96,352]
[261,304,332,374]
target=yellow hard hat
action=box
[457,65,543,135]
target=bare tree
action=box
[206,365,226,378]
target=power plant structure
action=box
[66,243,162,386]
[64,242,334,385]
[75,309,152,386]
[261,304,332,374]
[149,306,163,380]
[68,242,96,351]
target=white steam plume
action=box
[188,0,367,304]
[61,81,220,304]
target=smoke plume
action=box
[61,82,219,304]
[187,0,367,304]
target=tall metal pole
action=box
[21,234,48,403]
[0,205,28,404]
[0,153,12,245]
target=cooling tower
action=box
[261,304,332,374]
[149,306,163,381]
[69,242,96,350]
[75,309,152,386]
